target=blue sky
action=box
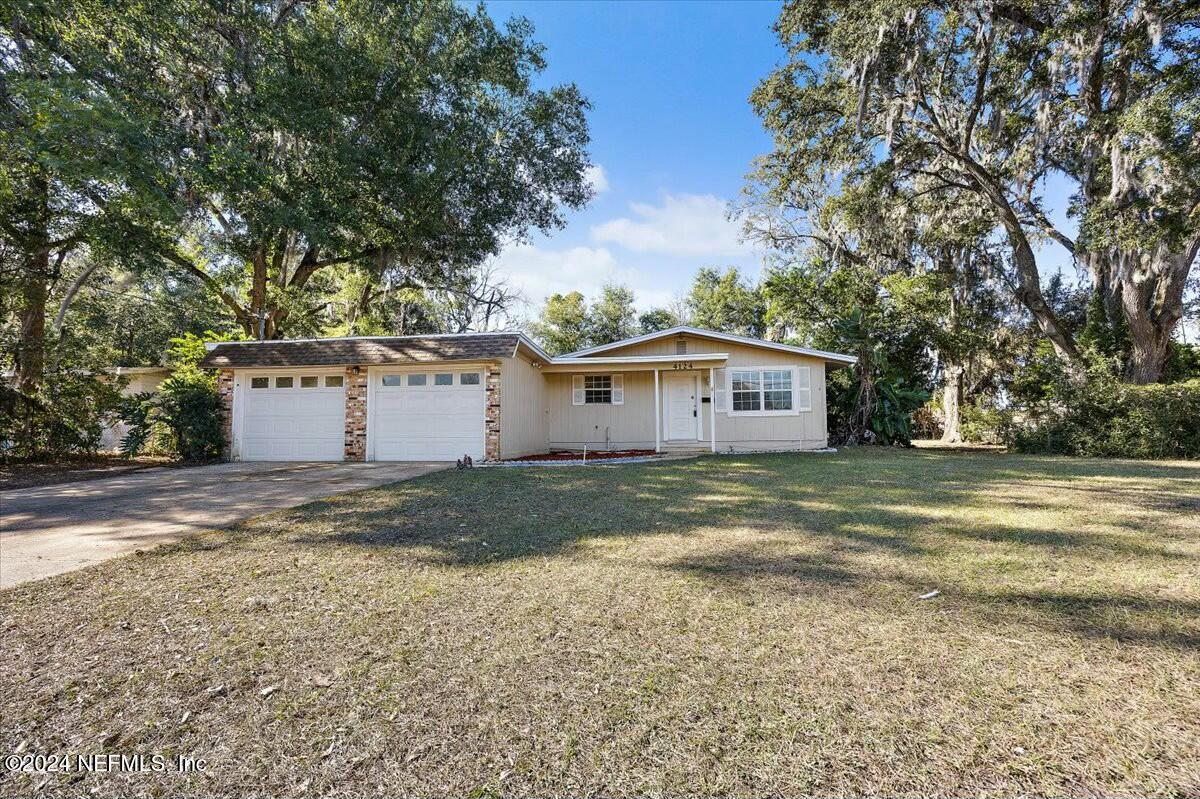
[485,0,1080,321]
[486,0,782,319]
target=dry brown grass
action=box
[0,455,177,490]
[1,448,1198,797]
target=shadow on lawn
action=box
[279,450,1197,649]
[295,453,1193,564]
[666,543,1200,649]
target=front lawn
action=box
[2,449,1197,796]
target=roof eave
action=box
[562,325,858,364]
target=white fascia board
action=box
[550,352,728,365]
[562,325,858,365]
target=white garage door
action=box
[372,369,485,461]
[239,372,345,461]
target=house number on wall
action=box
[671,361,694,370]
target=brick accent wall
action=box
[485,363,501,461]
[217,369,235,460]
[344,367,368,461]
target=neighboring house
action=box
[99,366,173,450]
[197,326,856,462]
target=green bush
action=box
[0,372,123,460]
[120,367,223,460]
[959,404,1010,446]
[1010,378,1200,459]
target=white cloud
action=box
[492,243,618,303]
[585,164,609,194]
[489,242,675,318]
[590,193,750,257]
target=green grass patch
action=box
[2,448,1198,796]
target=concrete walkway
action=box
[0,461,448,588]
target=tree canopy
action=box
[155,0,593,340]
[750,0,1200,383]
[2,0,593,393]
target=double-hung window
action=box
[584,375,611,404]
[763,369,793,410]
[731,370,762,411]
[571,374,625,405]
[726,367,809,415]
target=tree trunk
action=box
[1006,229,1086,374]
[51,258,102,338]
[15,172,51,395]
[1087,240,1199,384]
[250,243,269,339]
[16,250,49,395]
[957,154,1086,375]
[940,363,963,443]
[1119,248,1184,384]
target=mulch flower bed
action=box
[505,449,657,462]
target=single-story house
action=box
[197,326,856,462]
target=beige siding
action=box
[593,333,728,357]
[597,333,801,365]
[546,371,657,450]
[553,334,831,452]
[100,369,171,450]
[499,354,549,459]
[711,361,827,451]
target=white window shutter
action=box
[572,375,585,406]
[611,374,624,405]
[795,366,812,411]
[713,368,727,412]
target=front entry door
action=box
[665,375,698,441]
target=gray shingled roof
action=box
[199,334,521,369]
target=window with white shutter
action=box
[795,366,812,411]
[713,368,727,412]
[572,374,622,405]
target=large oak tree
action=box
[751,0,1199,383]
[1,0,173,391]
[156,0,592,339]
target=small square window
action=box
[381,375,402,387]
[675,339,687,355]
[250,377,269,389]
[434,373,453,386]
[300,375,319,388]
[275,376,294,388]
[459,372,480,385]
[407,374,427,387]
[324,375,343,388]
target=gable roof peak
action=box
[561,325,857,365]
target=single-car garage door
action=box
[372,368,485,461]
[239,372,346,461]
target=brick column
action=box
[217,369,235,461]
[344,367,368,461]
[484,363,501,461]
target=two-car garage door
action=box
[236,368,485,462]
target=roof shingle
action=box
[199,335,520,369]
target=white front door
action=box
[664,375,698,441]
[371,368,485,461]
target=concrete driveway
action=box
[0,461,448,588]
